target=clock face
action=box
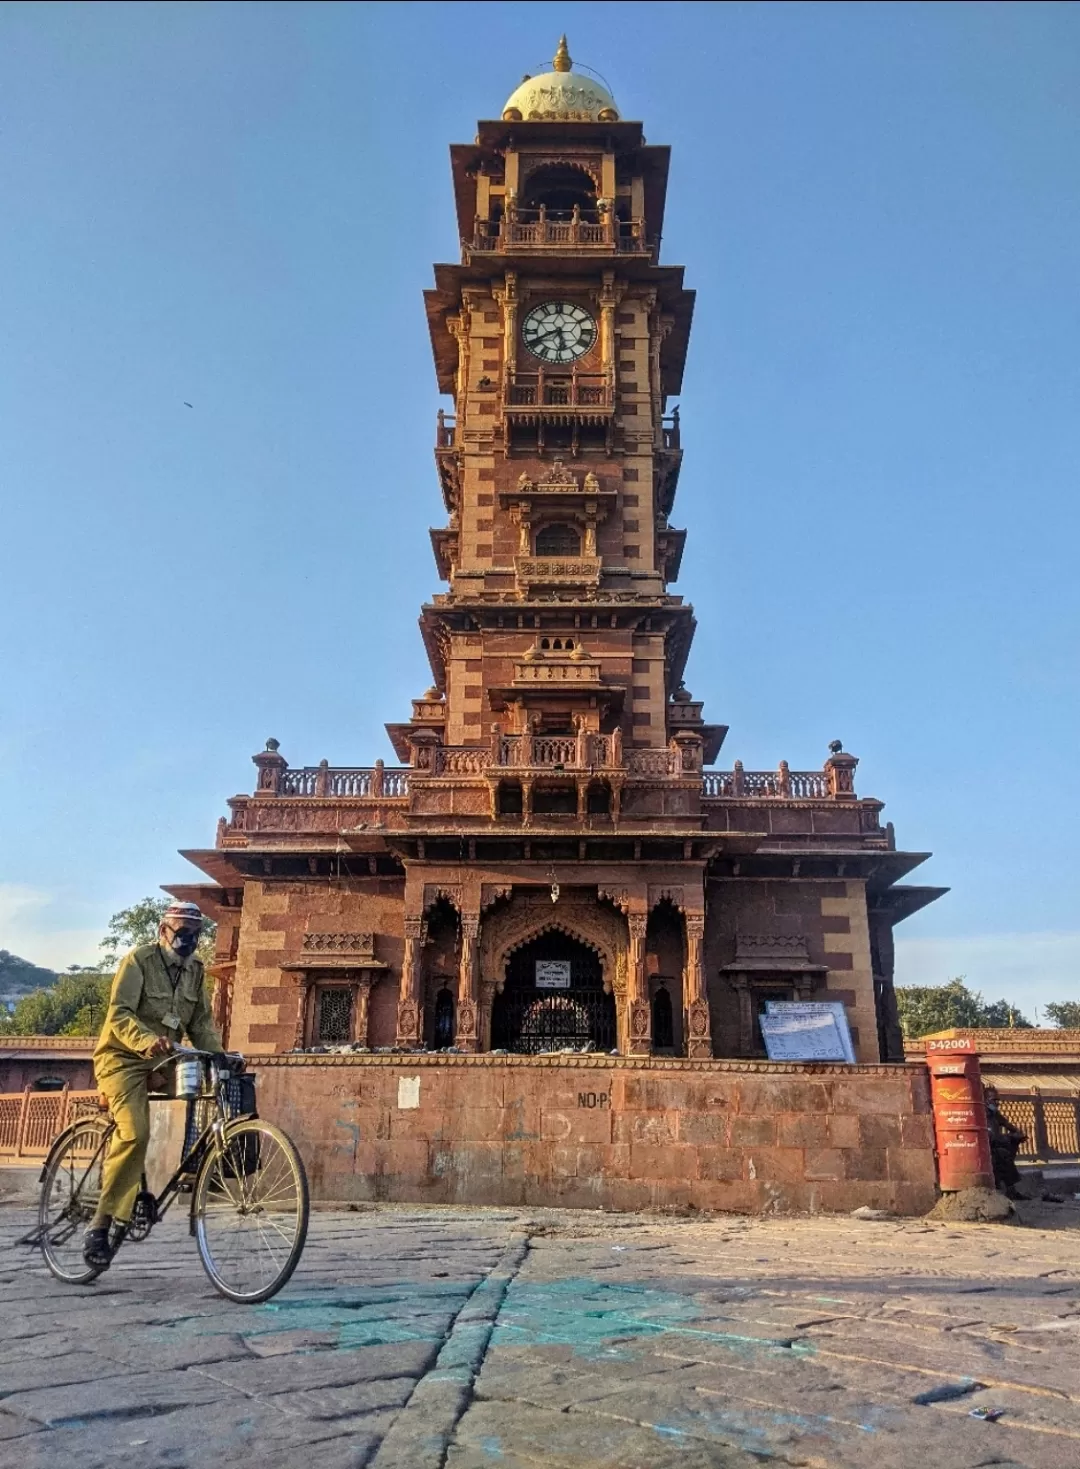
[522,301,598,365]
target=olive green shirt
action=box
[93,942,223,1082]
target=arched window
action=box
[535,523,580,557]
[433,987,455,1049]
[652,986,674,1050]
[521,164,597,218]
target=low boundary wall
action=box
[253,1054,938,1215]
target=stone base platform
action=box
[240,1053,937,1215]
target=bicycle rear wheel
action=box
[38,1118,111,1285]
[193,1120,308,1303]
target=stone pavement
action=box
[1,1199,1079,1468]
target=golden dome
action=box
[502,37,619,124]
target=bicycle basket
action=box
[223,1073,257,1121]
[223,1074,260,1178]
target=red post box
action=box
[925,1035,995,1191]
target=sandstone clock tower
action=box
[176,41,943,1074]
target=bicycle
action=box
[26,1048,309,1303]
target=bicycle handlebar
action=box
[162,1046,246,1064]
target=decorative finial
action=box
[553,35,572,73]
[265,737,280,752]
[828,739,843,755]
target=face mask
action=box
[169,930,200,960]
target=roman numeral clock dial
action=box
[522,301,597,364]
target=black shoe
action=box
[83,1225,113,1269]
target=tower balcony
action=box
[465,210,656,263]
[434,410,460,513]
[514,553,602,596]
[504,369,614,425]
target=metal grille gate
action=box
[492,934,615,1055]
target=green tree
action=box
[1044,1001,1080,1029]
[895,978,1032,1039]
[100,897,216,969]
[0,971,111,1036]
[0,897,218,1038]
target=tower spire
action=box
[553,35,572,73]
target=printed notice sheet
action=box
[765,1001,857,1063]
[759,1010,853,1063]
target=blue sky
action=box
[1,2,1077,1013]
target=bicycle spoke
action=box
[39,1120,110,1284]
[193,1121,308,1303]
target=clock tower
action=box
[179,41,943,1077]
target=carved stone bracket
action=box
[481,884,513,913]
[424,885,463,914]
[598,886,630,913]
[648,886,685,913]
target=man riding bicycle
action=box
[85,900,223,1268]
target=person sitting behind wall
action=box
[984,1085,1027,1199]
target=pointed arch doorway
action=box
[492,931,615,1054]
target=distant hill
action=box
[0,950,59,1001]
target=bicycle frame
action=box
[31,1049,252,1249]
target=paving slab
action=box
[0,1199,1077,1466]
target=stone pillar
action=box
[456,914,480,1052]
[395,917,424,1047]
[354,976,373,1047]
[683,913,712,1058]
[825,743,859,799]
[211,967,235,1050]
[252,738,287,795]
[732,973,753,1055]
[627,911,650,1055]
[500,271,518,378]
[479,979,497,1053]
[598,270,621,391]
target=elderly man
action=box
[85,901,222,1267]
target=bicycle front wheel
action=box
[38,1118,111,1285]
[193,1119,308,1303]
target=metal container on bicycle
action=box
[169,1058,204,1101]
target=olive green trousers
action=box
[96,1069,151,1223]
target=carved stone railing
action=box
[515,555,602,594]
[499,735,578,768]
[505,370,614,414]
[276,764,410,799]
[625,747,682,778]
[661,413,681,453]
[702,761,843,800]
[435,410,456,449]
[434,746,493,776]
[468,212,653,258]
[513,660,602,687]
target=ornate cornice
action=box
[253,1052,922,1077]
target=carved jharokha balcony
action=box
[465,210,655,261]
[220,745,874,848]
[514,554,602,594]
[504,369,614,421]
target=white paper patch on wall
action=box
[398,1076,421,1109]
